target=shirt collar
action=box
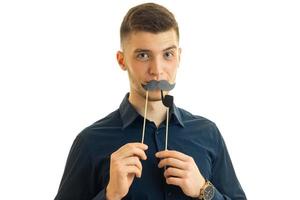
[119,93,185,129]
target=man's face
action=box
[117,29,181,101]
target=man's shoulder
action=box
[78,109,122,137]
[90,109,122,128]
[177,107,216,127]
[177,107,223,142]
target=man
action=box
[55,3,246,200]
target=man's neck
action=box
[128,92,167,127]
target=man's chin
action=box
[147,91,164,102]
[147,96,162,102]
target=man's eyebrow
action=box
[163,45,177,51]
[133,45,177,53]
[134,49,151,53]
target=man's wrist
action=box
[198,180,215,200]
[196,177,206,197]
[105,185,121,200]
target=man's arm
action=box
[210,126,247,200]
[54,134,106,200]
[54,134,148,200]
[155,124,247,200]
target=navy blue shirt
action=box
[55,93,246,200]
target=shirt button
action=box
[167,192,172,196]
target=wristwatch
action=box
[198,180,215,200]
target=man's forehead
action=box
[122,30,179,52]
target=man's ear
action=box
[116,51,126,71]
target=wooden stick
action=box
[141,91,148,144]
[165,107,169,150]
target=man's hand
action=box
[106,143,148,200]
[155,150,205,198]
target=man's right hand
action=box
[106,143,148,200]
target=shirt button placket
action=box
[165,191,173,200]
[154,129,164,151]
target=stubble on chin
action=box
[147,96,162,102]
[143,90,164,102]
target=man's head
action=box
[120,3,179,48]
[117,3,181,101]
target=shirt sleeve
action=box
[210,125,247,200]
[54,133,106,200]
[92,189,106,200]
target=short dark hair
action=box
[120,3,179,44]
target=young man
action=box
[55,3,246,200]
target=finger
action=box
[165,177,182,187]
[122,156,142,171]
[119,143,148,160]
[164,167,186,178]
[156,150,190,161]
[126,165,142,178]
[127,142,148,150]
[158,157,186,169]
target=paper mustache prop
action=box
[141,80,174,153]
[141,80,175,91]
[142,80,175,108]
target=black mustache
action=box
[141,80,175,91]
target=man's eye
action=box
[137,53,149,61]
[164,51,174,59]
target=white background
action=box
[0,0,299,199]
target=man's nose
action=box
[149,57,163,79]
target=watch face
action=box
[203,185,215,200]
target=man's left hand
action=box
[155,150,205,198]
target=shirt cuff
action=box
[212,186,226,200]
